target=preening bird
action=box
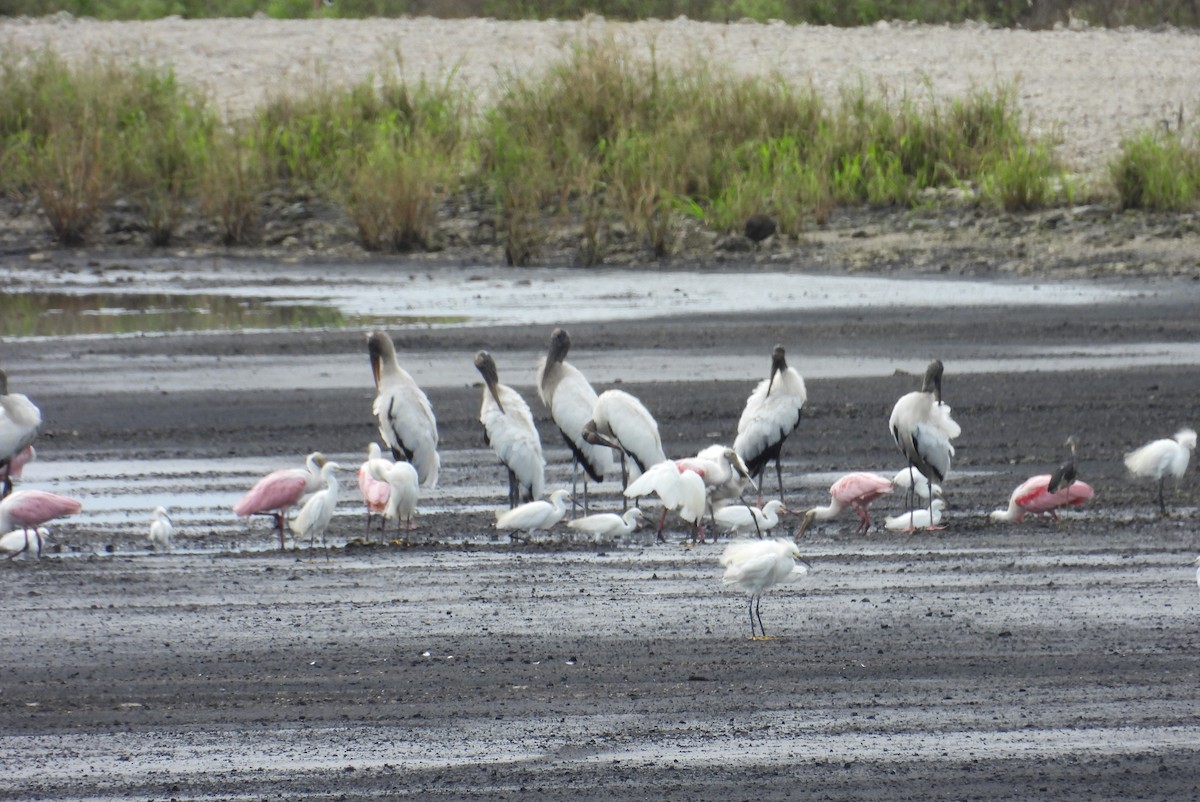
[370,458,420,533]
[0,526,49,560]
[358,442,393,533]
[536,328,613,515]
[289,460,342,554]
[797,472,894,536]
[148,506,174,552]
[720,537,809,640]
[475,350,546,508]
[891,465,940,505]
[889,360,960,530]
[885,498,946,531]
[567,507,644,542]
[625,460,709,541]
[734,345,807,503]
[494,489,572,540]
[989,474,1094,523]
[0,490,81,559]
[583,389,667,502]
[714,499,788,537]
[232,451,327,550]
[0,370,41,498]
[368,330,440,488]
[1124,428,1196,515]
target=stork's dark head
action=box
[547,328,571,365]
[366,331,395,389]
[921,359,945,403]
[474,350,505,413]
[767,344,787,394]
[0,369,8,395]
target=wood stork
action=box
[289,460,342,556]
[0,490,81,559]
[357,442,392,534]
[475,350,546,508]
[536,328,613,515]
[0,370,41,499]
[989,473,1094,523]
[148,506,174,552]
[370,458,420,533]
[734,345,806,503]
[889,360,960,530]
[368,330,440,488]
[233,451,327,550]
[567,507,644,543]
[1124,428,1196,515]
[582,389,667,505]
[495,489,572,540]
[797,471,894,536]
[713,499,788,537]
[719,537,810,640]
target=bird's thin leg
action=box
[583,475,590,517]
[507,468,519,509]
[656,508,669,543]
[1,476,12,498]
[570,456,580,516]
[774,457,785,504]
[747,596,757,639]
[1158,476,1167,516]
[620,452,629,512]
[754,596,767,639]
[275,513,287,551]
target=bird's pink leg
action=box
[655,508,668,543]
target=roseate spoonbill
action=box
[714,499,787,537]
[0,490,81,559]
[734,345,806,503]
[358,442,392,533]
[1124,428,1196,515]
[0,526,49,560]
[624,459,708,542]
[148,506,174,551]
[290,460,342,555]
[583,389,667,507]
[567,507,644,542]
[233,451,327,550]
[495,489,571,540]
[0,446,34,499]
[989,474,1094,523]
[889,360,960,529]
[720,537,810,640]
[0,370,41,498]
[537,328,613,515]
[370,459,419,533]
[885,498,946,531]
[368,330,440,488]
[798,472,895,536]
[693,445,757,512]
[475,350,546,508]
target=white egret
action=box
[889,360,960,530]
[720,537,810,640]
[885,498,946,531]
[714,499,788,537]
[475,350,546,508]
[734,345,807,503]
[494,489,572,540]
[1124,428,1196,515]
[537,328,613,515]
[797,472,894,536]
[368,330,440,488]
[567,507,644,542]
[233,451,327,550]
[148,506,174,552]
[370,459,420,533]
[289,460,342,555]
[0,370,41,498]
[0,526,49,560]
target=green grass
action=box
[1109,130,1200,212]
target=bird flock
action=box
[2,333,1197,637]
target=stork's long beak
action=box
[486,381,506,415]
[582,421,621,451]
[369,351,382,389]
[795,510,816,538]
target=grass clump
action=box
[1109,131,1200,211]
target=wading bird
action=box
[536,328,613,515]
[0,490,81,558]
[368,330,440,488]
[0,526,49,560]
[720,537,810,640]
[371,459,420,533]
[475,350,546,508]
[989,473,1094,523]
[1124,428,1196,515]
[583,389,667,504]
[233,451,327,550]
[494,489,572,540]
[625,460,708,541]
[358,442,393,533]
[891,465,940,508]
[797,472,894,536]
[714,499,788,538]
[889,360,960,530]
[290,460,341,555]
[148,506,174,552]
[734,345,807,503]
[0,446,34,500]
[885,498,946,531]
[567,507,644,542]
[0,370,41,499]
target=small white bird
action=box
[1124,428,1196,515]
[495,489,572,540]
[370,459,420,533]
[891,467,941,502]
[290,461,341,554]
[885,498,947,531]
[475,350,546,508]
[567,507,644,542]
[0,526,49,560]
[713,499,788,537]
[734,345,807,503]
[148,506,174,552]
[368,331,440,488]
[720,538,809,639]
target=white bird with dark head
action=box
[1124,428,1195,515]
[289,460,342,554]
[367,330,440,488]
[475,350,546,508]
[495,489,572,540]
[889,360,960,530]
[720,537,809,640]
[537,328,613,515]
[734,345,806,503]
[0,370,41,499]
[149,506,174,552]
[583,389,667,502]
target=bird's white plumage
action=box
[720,538,807,591]
[538,354,614,482]
[0,372,41,471]
[692,445,756,509]
[890,392,959,484]
[290,461,341,547]
[590,390,667,477]
[148,506,174,551]
[885,498,947,531]
[625,460,707,523]
[1124,429,1196,481]
[567,507,643,540]
[495,489,571,536]
[0,526,49,559]
[372,459,420,529]
[369,332,440,488]
[714,499,787,536]
[734,356,806,480]
[480,380,546,503]
[891,467,941,499]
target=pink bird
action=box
[797,472,895,535]
[0,445,34,498]
[0,489,81,559]
[357,443,392,535]
[233,452,327,550]
[989,474,1094,523]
